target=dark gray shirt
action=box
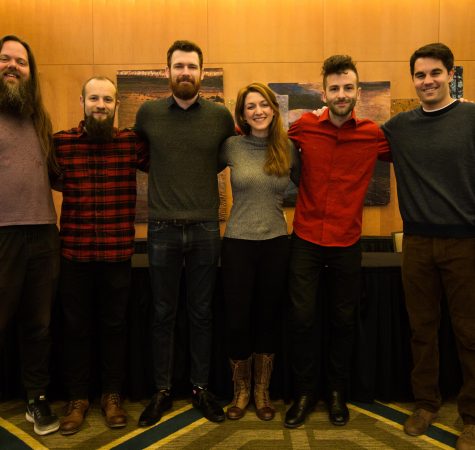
[382,101,475,237]
[135,96,235,221]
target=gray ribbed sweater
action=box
[220,134,299,240]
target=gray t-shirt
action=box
[0,113,56,226]
[220,134,299,240]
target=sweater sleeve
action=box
[289,140,301,185]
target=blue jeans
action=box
[148,220,220,390]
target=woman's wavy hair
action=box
[235,82,290,177]
[0,35,56,172]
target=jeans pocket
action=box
[198,221,219,233]
[148,221,169,235]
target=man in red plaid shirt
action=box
[52,76,148,435]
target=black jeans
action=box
[221,236,290,360]
[0,224,59,398]
[288,233,361,395]
[59,257,131,398]
[148,220,220,390]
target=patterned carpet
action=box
[0,398,461,449]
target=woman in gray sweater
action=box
[220,83,299,421]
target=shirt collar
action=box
[166,95,202,110]
[319,108,358,128]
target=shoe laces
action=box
[413,408,434,420]
[70,399,85,410]
[196,389,214,406]
[105,393,121,407]
[30,397,52,418]
[462,425,475,439]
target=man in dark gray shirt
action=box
[136,40,235,427]
[383,43,475,450]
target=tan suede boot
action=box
[253,353,275,421]
[226,356,252,420]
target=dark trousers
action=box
[402,235,475,424]
[0,224,59,398]
[221,236,290,360]
[288,233,361,395]
[59,257,131,398]
[148,221,220,390]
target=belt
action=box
[157,219,199,226]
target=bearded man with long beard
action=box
[0,35,60,436]
[51,76,149,435]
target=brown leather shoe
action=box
[404,408,438,436]
[60,399,89,435]
[101,393,127,428]
[457,424,475,450]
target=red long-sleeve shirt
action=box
[288,110,390,247]
[53,121,149,262]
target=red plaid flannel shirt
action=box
[53,121,149,262]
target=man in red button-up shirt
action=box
[284,55,390,429]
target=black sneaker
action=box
[192,387,225,423]
[25,395,60,436]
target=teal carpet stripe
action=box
[352,401,458,448]
[0,427,32,450]
[112,408,203,450]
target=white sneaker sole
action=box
[25,411,60,436]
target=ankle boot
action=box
[253,353,275,421]
[226,356,252,420]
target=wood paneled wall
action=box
[3,0,475,237]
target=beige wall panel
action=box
[357,62,416,100]
[1,0,93,64]
[440,0,475,60]
[323,0,439,61]
[93,0,208,64]
[39,65,94,132]
[208,0,324,63]
[220,63,322,106]
[362,206,382,235]
[52,190,62,228]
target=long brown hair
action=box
[235,82,290,177]
[0,35,56,172]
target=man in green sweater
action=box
[382,43,475,450]
[135,40,235,427]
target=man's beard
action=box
[84,114,115,143]
[0,72,34,117]
[328,98,357,118]
[170,75,200,100]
